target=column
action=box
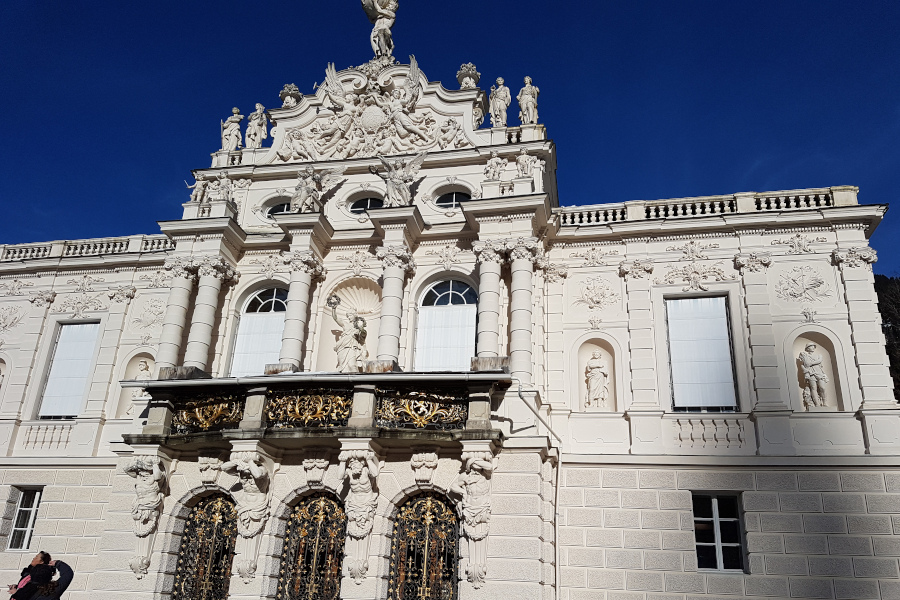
[472,240,505,358]
[156,257,198,369]
[279,251,325,369]
[183,256,238,371]
[375,244,415,363]
[504,237,539,386]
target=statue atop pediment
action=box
[362,0,398,60]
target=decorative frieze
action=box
[775,266,833,303]
[575,276,620,310]
[771,233,827,254]
[656,261,733,292]
[0,279,34,296]
[570,246,618,266]
[667,240,718,260]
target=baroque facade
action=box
[0,5,898,600]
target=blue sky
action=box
[1,1,898,273]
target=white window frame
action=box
[38,321,101,419]
[228,288,288,377]
[664,296,738,412]
[693,493,745,572]
[7,488,42,551]
[413,280,478,372]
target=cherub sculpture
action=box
[290,165,347,213]
[361,0,398,58]
[369,151,427,207]
[373,55,427,142]
[317,63,362,156]
[185,179,208,204]
[484,151,507,181]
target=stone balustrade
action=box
[0,234,173,262]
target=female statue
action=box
[332,299,368,373]
[585,350,610,409]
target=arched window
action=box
[414,280,477,371]
[266,202,292,218]
[349,197,384,214]
[387,493,459,600]
[276,493,346,600]
[435,191,470,209]
[230,288,288,377]
[172,494,238,600]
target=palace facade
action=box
[0,10,897,600]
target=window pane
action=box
[717,496,739,519]
[39,323,100,417]
[719,520,740,544]
[9,530,25,550]
[693,495,713,518]
[694,521,715,543]
[721,545,744,570]
[230,312,286,377]
[666,297,737,408]
[696,544,717,569]
[13,510,31,529]
[19,490,37,509]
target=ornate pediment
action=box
[261,58,483,164]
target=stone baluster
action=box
[183,256,239,372]
[279,251,326,370]
[155,257,198,370]
[375,244,416,364]
[504,237,539,385]
[472,240,506,358]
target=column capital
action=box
[503,236,541,263]
[282,250,326,279]
[194,255,240,285]
[734,252,773,274]
[832,246,877,269]
[164,255,199,281]
[472,239,507,264]
[376,243,416,275]
[618,259,655,279]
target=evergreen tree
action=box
[874,274,900,400]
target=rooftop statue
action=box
[369,151,427,207]
[517,76,540,125]
[489,78,511,127]
[362,0,398,59]
[221,107,244,152]
[290,165,347,213]
[244,104,271,150]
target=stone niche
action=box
[314,277,382,371]
[575,339,617,412]
[116,353,156,418]
[791,331,842,412]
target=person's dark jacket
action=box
[21,562,72,600]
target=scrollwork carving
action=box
[775,266,833,303]
[266,388,353,428]
[171,394,244,434]
[410,448,439,484]
[302,449,330,487]
[375,388,468,430]
[734,252,772,273]
[376,244,416,274]
[618,259,654,279]
[281,250,326,279]
[771,233,827,254]
[472,239,506,265]
[656,261,734,291]
[832,247,877,269]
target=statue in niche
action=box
[517,76,540,125]
[489,78,511,127]
[221,107,244,152]
[362,0,398,58]
[222,452,271,538]
[185,179,208,204]
[484,151,507,181]
[585,350,610,409]
[328,295,368,373]
[369,151,427,207]
[244,103,271,149]
[515,148,542,178]
[798,343,829,409]
[338,449,381,583]
[124,456,166,537]
[290,165,347,213]
[450,451,495,589]
[129,359,153,410]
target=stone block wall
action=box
[558,466,900,600]
[0,465,114,600]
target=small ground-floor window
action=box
[693,493,744,571]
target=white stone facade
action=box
[0,8,897,600]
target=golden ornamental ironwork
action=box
[266,388,353,428]
[387,493,459,600]
[375,389,468,430]
[172,494,238,600]
[276,493,347,600]
[171,394,244,434]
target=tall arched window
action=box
[172,494,238,600]
[414,280,477,371]
[230,288,287,377]
[276,493,346,600]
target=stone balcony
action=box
[121,371,509,451]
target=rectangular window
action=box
[693,494,744,571]
[39,322,100,418]
[229,312,286,377]
[665,297,737,410]
[8,489,42,550]
[414,304,477,371]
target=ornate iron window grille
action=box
[375,388,468,430]
[171,494,238,600]
[276,493,347,600]
[388,493,459,600]
[171,393,244,434]
[266,388,353,428]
